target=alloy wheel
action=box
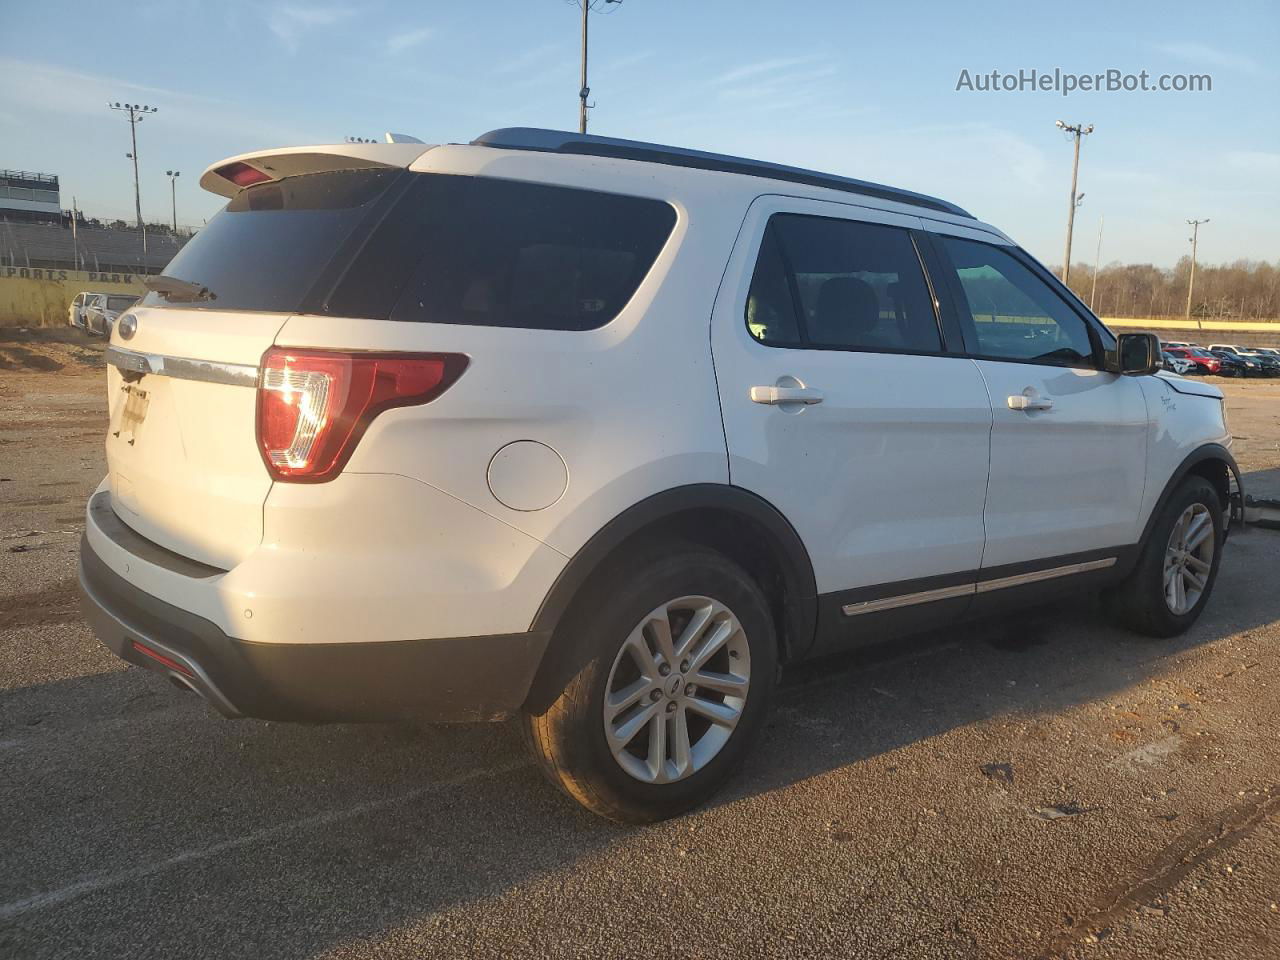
[1163,502,1215,615]
[602,595,751,784]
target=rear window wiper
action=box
[141,275,218,303]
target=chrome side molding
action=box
[106,346,259,388]
[842,557,1117,617]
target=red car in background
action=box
[1165,346,1222,375]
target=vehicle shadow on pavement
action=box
[2,529,1277,959]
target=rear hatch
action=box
[105,145,430,569]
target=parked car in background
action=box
[1161,351,1193,375]
[84,294,140,337]
[1162,340,1192,350]
[1208,349,1259,377]
[1165,347,1221,376]
[68,291,101,329]
[79,129,1240,823]
[1207,344,1280,376]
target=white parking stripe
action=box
[0,760,530,922]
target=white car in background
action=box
[83,294,140,337]
[79,129,1242,823]
[68,291,103,329]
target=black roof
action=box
[471,127,972,219]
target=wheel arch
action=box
[522,484,818,715]
[1140,443,1241,548]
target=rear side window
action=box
[938,236,1095,367]
[745,214,941,353]
[349,176,676,330]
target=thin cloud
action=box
[713,55,825,86]
[267,3,355,54]
[1153,41,1263,77]
[387,27,433,56]
[493,43,565,78]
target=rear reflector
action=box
[216,161,273,188]
[257,348,468,482]
[131,640,195,678]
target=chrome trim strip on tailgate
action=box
[842,557,1118,617]
[106,345,259,388]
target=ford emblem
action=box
[118,313,138,340]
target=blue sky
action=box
[2,0,1276,267]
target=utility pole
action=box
[1186,218,1209,327]
[109,102,158,258]
[1055,120,1093,284]
[71,195,80,270]
[574,0,622,134]
[166,170,180,233]
[1090,215,1104,312]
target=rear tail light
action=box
[256,348,468,482]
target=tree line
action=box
[1059,257,1280,321]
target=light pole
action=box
[573,0,622,134]
[1055,120,1094,284]
[166,170,180,233]
[1090,215,1104,312]
[109,102,158,257]
[1186,218,1209,327]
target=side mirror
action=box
[1110,332,1160,375]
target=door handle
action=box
[750,385,824,405]
[1007,393,1054,412]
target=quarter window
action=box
[938,236,1095,367]
[745,214,941,353]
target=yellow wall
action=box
[0,266,147,328]
[1104,316,1280,332]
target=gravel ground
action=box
[2,330,1278,959]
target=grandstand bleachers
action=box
[0,219,189,274]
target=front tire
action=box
[522,547,777,823]
[1105,475,1223,637]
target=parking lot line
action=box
[0,759,531,922]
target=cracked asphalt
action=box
[2,329,1279,959]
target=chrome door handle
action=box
[750,385,824,405]
[1007,393,1054,411]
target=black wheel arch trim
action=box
[1140,443,1242,547]
[523,483,818,713]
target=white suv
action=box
[79,129,1241,822]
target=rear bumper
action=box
[79,534,551,722]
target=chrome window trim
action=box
[106,346,259,388]
[842,557,1117,617]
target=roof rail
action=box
[471,127,972,219]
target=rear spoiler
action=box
[199,142,436,198]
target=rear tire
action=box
[522,546,777,823]
[1104,476,1223,637]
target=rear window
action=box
[107,295,137,312]
[330,174,677,330]
[141,169,403,312]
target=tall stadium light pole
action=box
[1055,120,1094,284]
[1186,218,1209,327]
[109,102,158,257]
[166,170,180,233]
[574,0,622,134]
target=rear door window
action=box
[745,213,942,352]
[342,175,677,331]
